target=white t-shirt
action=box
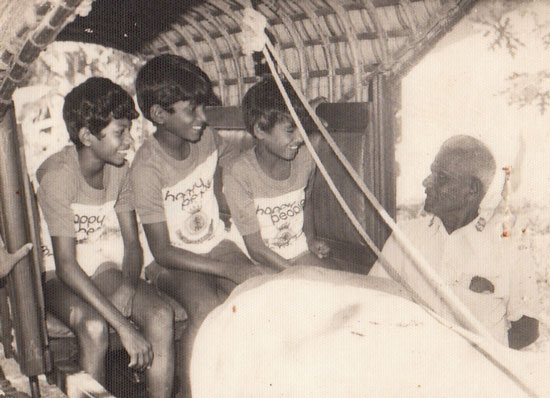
[37,145,131,276]
[223,146,315,259]
[130,129,229,254]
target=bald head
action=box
[437,135,496,197]
[423,136,496,233]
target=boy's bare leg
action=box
[92,268,175,398]
[44,277,109,384]
[130,278,175,398]
[152,267,220,398]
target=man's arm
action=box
[51,236,152,370]
[143,221,256,284]
[505,246,540,349]
[243,231,290,271]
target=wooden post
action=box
[0,104,49,377]
[370,73,396,250]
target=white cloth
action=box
[370,215,540,345]
[191,266,548,398]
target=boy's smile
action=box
[89,118,133,167]
[161,100,207,143]
[259,117,304,161]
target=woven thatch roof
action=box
[0,0,477,114]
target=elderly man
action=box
[370,135,540,349]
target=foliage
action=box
[14,42,152,176]
[471,0,550,114]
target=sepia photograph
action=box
[0,0,549,397]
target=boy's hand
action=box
[227,263,272,285]
[118,323,153,372]
[109,281,136,318]
[0,238,32,278]
[308,238,330,259]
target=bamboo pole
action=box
[0,104,49,377]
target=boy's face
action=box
[89,118,133,166]
[258,116,304,161]
[162,100,207,142]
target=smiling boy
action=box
[37,77,175,398]
[130,54,266,397]
[223,77,338,270]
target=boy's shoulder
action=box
[36,145,78,186]
[225,146,256,177]
[131,135,157,167]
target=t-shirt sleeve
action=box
[130,160,166,224]
[213,129,242,168]
[222,163,260,236]
[114,165,135,213]
[506,247,541,321]
[37,169,76,238]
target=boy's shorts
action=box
[44,262,188,323]
[146,239,248,277]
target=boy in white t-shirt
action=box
[130,54,269,397]
[37,78,175,397]
[223,78,339,270]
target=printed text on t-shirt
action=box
[256,199,305,224]
[164,177,212,210]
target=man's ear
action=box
[150,104,166,124]
[469,176,483,200]
[78,128,93,147]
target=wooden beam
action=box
[205,102,370,132]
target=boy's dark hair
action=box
[242,77,311,136]
[135,54,214,122]
[63,77,139,149]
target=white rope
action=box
[240,6,539,397]
[263,39,495,341]
[261,28,539,398]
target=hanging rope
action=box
[240,6,539,397]
[262,38,495,340]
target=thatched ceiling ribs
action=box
[0,0,86,117]
[199,5,245,103]
[182,13,227,104]
[138,0,472,105]
[0,0,477,115]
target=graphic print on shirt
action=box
[254,187,309,259]
[41,200,123,276]
[161,151,224,253]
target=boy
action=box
[223,77,338,270]
[130,54,267,397]
[37,77,175,398]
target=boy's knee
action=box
[70,307,109,347]
[147,302,175,337]
[188,291,219,327]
